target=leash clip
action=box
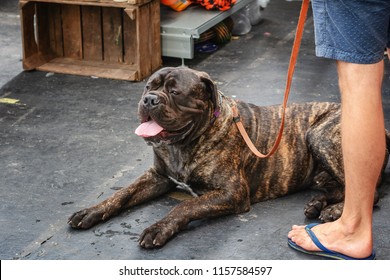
[231,103,241,123]
[233,115,241,123]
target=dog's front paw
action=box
[304,195,327,219]
[139,221,178,249]
[68,207,108,229]
[319,202,344,222]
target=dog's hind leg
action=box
[305,114,386,222]
[304,171,344,220]
[304,110,389,222]
[303,112,347,221]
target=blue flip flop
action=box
[288,223,376,260]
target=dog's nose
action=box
[143,94,160,107]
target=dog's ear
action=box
[198,72,221,116]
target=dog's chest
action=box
[160,146,211,195]
[165,147,193,179]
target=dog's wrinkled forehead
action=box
[146,67,209,92]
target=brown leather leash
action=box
[232,0,311,158]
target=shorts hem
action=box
[316,46,384,64]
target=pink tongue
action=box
[135,120,164,137]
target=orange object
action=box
[195,0,236,11]
[160,0,177,5]
[161,0,192,12]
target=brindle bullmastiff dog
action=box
[68,66,389,248]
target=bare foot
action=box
[287,219,374,259]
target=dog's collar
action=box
[210,90,224,125]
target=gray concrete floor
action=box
[1,0,390,260]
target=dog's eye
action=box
[145,85,151,91]
[169,89,179,95]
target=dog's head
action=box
[135,67,221,145]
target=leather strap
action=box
[232,0,311,158]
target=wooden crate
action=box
[19,0,161,81]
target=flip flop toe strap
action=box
[305,223,335,254]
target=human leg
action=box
[288,60,385,259]
[288,0,390,259]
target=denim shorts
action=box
[311,0,390,64]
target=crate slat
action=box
[21,0,151,7]
[35,3,64,58]
[62,5,83,59]
[102,7,123,63]
[149,0,161,72]
[137,2,151,79]
[81,6,103,61]
[37,57,139,80]
[123,7,137,66]
[20,1,39,70]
